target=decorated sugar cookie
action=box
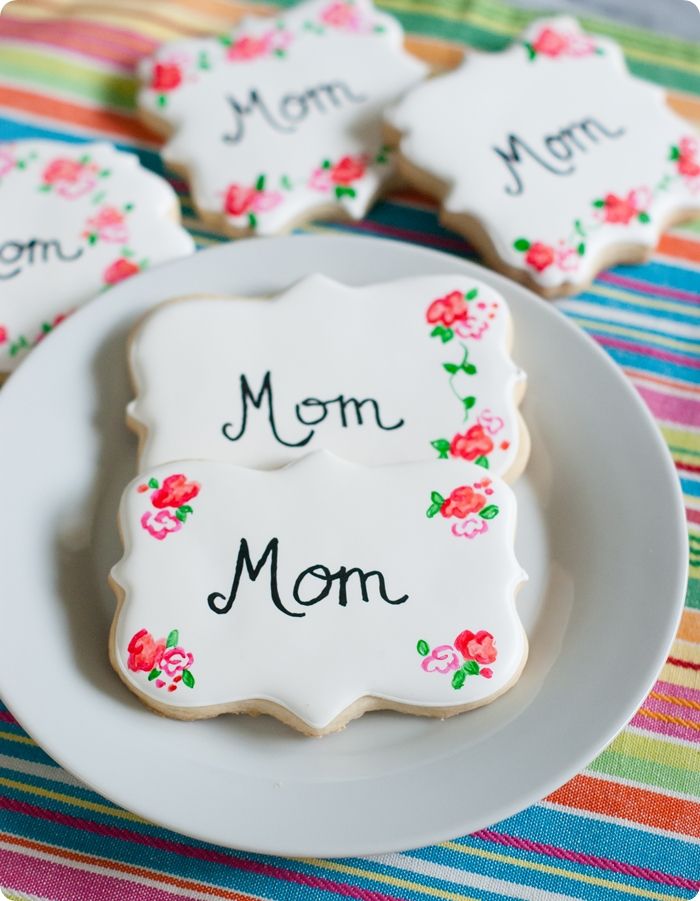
[128,274,528,481]
[0,139,194,374]
[137,0,427,235]
[385,17,700,296]
[110,453,527,734]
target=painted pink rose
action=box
[151,62,182,91]
[321,1,362,30]
[43,157,97,199]
[127,629,166,672]
[227,34,270,60]
[103,257,140,285]
[141,509,182,540]
[477,409,504,436]
[440,484,486,519]
[151,474,200,509]
[251,190,283,213]
[449,424,494,462]
[85,206,128,243]
[0,326,6,345]
[426,291,468,327]
[480,668,493,679]
[454,317,488,340]
[159,645,194,678]
[524,242,555,272]
[555,243,580,272]
[224,184,256,216]
[601,192,638,225]
[451,515,488,539]
[678,138,700,178]
[330,155,366,185]
[421,645,460,674]
[531,28,569,57]
[309,167,333,192]
[454,629,497,665]
[0,150,14,178]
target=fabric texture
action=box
[0,0,698,898]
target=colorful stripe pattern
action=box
[0,0,699,898]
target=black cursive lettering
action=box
[0,237,83,280]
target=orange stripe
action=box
[0,831,259,900]
[404,35,463,70]
[637,707,700,731]
[678,609,700,643]
[0,84,161,143]
[667,93,700,126]
[658,232,700,263]
[649,690,700,712]
[547,774,700,837]
[625,369,700,396]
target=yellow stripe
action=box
[607,729,700,772]
[566,314,700,354]
[300,858,477,901]
[660,662,700,690]
[661,426,700,454]
[0,775,147,824]
[585,283,700,320]
[0,729,36,747]
[670,639,700,664]
[440,840,680,901]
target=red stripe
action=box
[689,509,700,525]
[635,384,700,427]
[668,657,700,671]
[470,830,699,890]
[0,796,411,901]
[0,711,17,725]
[678,461,700,475]
[591,334,700,369]
[597,271,700,305]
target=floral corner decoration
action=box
[426,287,498,344]
[417,629,497,688]
[139,473,201,540]
[522,25,602,61]
[127,627,195,692]
[427,479,499,539]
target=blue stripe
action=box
[563,311,700,351]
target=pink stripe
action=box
[630,711,700,744]
[0,796,411,901]
[591,334,700,368]
[0,13,157,53]
[688,508,700,525]
[635,384,700,427]
[0,711,16,725]
[654,680,700,704]
[644,693,700,724]
[0,846,189,901]
[471,830,699,890]
[598,271,700,304]
[0,19,150,68]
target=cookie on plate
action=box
[0,139,194,375]
[109,453,527,735]
[127,274,529,482]
[385,17,700,297]
[136,0,428,236]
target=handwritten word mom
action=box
[222,81,366,144]
[0,238,84,280]
[492,116,626,196]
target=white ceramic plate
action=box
[0,235,686,857]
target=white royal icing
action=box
[386,16,700,291]
[128,274,527,480]
[137,0,428,235]
[0,139,194,373]
[110,453,527,731]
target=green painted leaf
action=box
[180,505,193,515]
[124,202,134,212]
[426,503,441,519]
[463,396,476,411]
[175,508,187,522]
[669,145,680,161]
[416,639,429,657]
[218,34,233,46]
[431,439,450,460]
[464,659,480,675]
[479,504,499,520]
[431,491,445,506]
[148,668,161,681]
[87,233,97,245]
[513,238,530,252]
[638,211,650,224]
[248,212,258,229]
[182,669,195,689]
[475,456,490,469]
[166,629,179,648]
[321,159,331,169]
[577,242,586,256]
[574,218,585,237]
[79,154,90,165]
[592,199,605,208]
[443,363,459,374]
[334,185,356,198]
[452,669,466,690]
[524,42,536,60]
[38,183,51,192]
[463,363,477,375]
[148,478,159,489]
[280,174,293,190]
[273,48,285,57]
[465,288,478,300]
[255,174,266,191]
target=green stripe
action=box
[588,747,700,798]
[608,729,700,772]
[686,576,700,609]
[0,47,137,110]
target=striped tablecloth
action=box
[0,1,699,898]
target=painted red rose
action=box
[0,326,6,345]
[440,485,486,519]
[151,63,182,92]
[330,155,365,185]
[602,192,637,225]
[151,473,200,509]
[227,35,269,60]
[159,645,194,678]
[43,158,83,186]
[103,258,140,285]
[524,242,555,272]
[127,629,166,672]
[426,291,468,327]
[454,629,497,664]
[449,424,494,462]
[223,184,257,216]
[532,28,569,57]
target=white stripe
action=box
[582,767,700,803]
[0,753,85,790]
[366,851,581,901]
[654,253,700,275]
[0,837,272,901]
[561,300,700,339]
[623,368,699,395]
[539,801,700,846]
